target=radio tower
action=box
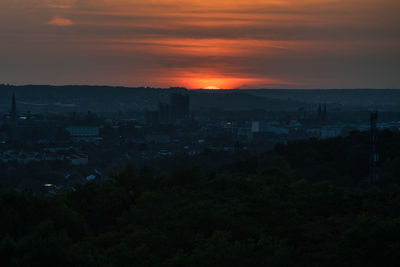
[369,111,378,185]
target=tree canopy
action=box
[1,131,400,266]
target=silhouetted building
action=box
[158,102,171,123]
[10,92,17,121]
[317,103,328,122]
[251,121,289,140]
[146,93,190,125]
[169,93,190,122]
[318,104,322,118]
[66,126,102,143]
[145,110,159,124]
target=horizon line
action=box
[1,84,398,91]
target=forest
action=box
[1,130,400,266]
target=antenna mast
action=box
[369,111,378,185]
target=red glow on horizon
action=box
[172,74,289,90]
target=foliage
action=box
[1,132,400,266]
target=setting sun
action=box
[204,86,220,90]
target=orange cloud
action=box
[48,4,72,9]
[47,16,73,26]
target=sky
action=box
[0,0,399,89]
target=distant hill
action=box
[190,90,305,111]
[1,85,399,113]
[236,89,400,110]
[0,85,307,113]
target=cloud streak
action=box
[47,16,74,26]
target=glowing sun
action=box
[204,85,220,89]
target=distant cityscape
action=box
[1,85,400,193]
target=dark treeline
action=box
[1,131,400,266]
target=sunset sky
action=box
[0,0,399,89]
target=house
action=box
[66,126,102,143]
[67,153,89,165]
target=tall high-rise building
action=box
[169,93,190,121]
[317,103,322,117]
[146,92,190,125]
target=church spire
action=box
[10,92,17,121]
